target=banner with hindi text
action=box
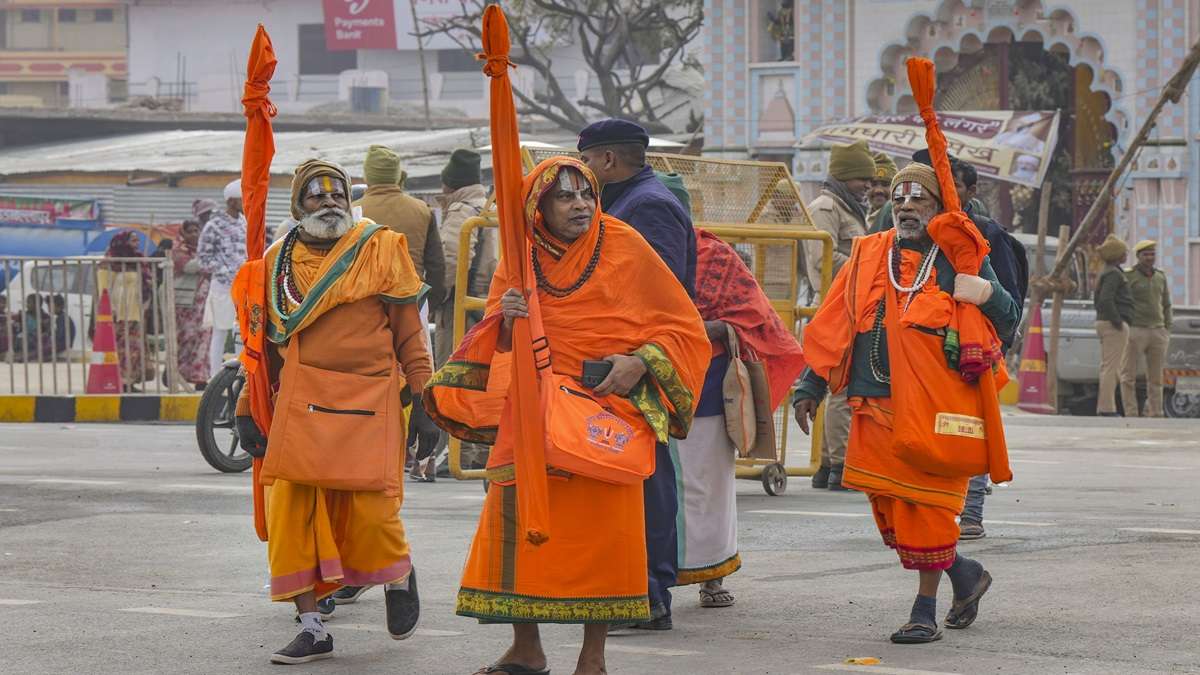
[802,110,1060,188]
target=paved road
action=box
[1,414,1198,674]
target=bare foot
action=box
[573,655,607,675]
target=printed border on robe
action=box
[456,587,651,624]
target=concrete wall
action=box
[127,0,323,113]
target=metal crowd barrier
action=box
[445,213,499,481]
[0,256,181,395]
[441,217,835,495]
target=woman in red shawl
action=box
[170,219,212,388]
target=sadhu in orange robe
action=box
[236,218,431,601]
[424,158,709,623]
[796,228,1020,569]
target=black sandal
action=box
[890,622,943,644]
[945,569,992,629]
[474,664,550,675]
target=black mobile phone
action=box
[581,359,614,389]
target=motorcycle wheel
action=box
[195,366,251,473]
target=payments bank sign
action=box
[323,0,459,51]
[323,0,398,50]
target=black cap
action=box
[577,118,650,152]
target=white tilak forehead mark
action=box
[892,181,922,199]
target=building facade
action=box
[0,0,128,107]
[704,0,1200,305]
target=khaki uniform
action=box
[806,189,866,470]
[1120,267,1173,417]
[356,185,446,307]
[432,184,494,366]
[1094,263,1134,414]
[804,190,867,295]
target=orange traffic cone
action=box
[1017,301,1055,414]
[86,289,123,394]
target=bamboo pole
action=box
[1046,224,1071,412]
[1051,37,1200,280]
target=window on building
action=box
[20,9,42,23]
[437,49,480,73]
[94,8,115,23]
[58,9,77,23]
[298,24,357,75]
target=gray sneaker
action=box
[270,630,333,665]
[958,519,986,540]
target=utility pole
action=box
[410,0,433,131]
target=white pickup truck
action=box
[1010,234,1200,418]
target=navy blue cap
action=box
[577,118,650,152]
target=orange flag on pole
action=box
[905,56,1012,483]
[234,24,278,541]
[480,5,551,544]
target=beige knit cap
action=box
[889,162,942,205]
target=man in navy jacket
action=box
[579,119,698,630]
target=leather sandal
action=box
[890,622,944,644]
[945,569,992,629]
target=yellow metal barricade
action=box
[445,150,835,495]
[445,212,498,482]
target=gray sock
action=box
[946,555,984,600]
[298,611,327,640]
[909,594,937,627]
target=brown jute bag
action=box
[722,325,756,456]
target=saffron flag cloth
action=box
[694,229,805,410]
[232,24,278,542]
[478,5,551,545]
[903,56,1011,483]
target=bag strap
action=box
[524,254,553,373]
[724,322,741,360]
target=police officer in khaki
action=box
[805,140,873,489]
[1093,235,1134,416]
[1120,239,1173,417]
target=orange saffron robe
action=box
[238,222,432,600]
[804,231,972,570]
[425,158,709,622]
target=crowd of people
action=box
[214,103,1043,671]
[0,292,74,363]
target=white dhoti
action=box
[202,279,237,330]
[674,414,741,585]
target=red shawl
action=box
[694,229,806,409]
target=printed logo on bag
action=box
[585,412,634,454]
[934,413,986,439]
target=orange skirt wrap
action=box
[266,479,413,601]
[844,397,965,571]
[456,477,650,624]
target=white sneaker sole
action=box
[270,650,333,665]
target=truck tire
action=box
[1164,388,1200,419]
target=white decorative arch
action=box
[866,0,1130,147]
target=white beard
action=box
[298,207,353,240]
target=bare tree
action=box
[419,0,704,133]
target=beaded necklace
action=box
[531,221,605,298]
[869,237,939,384]
[271,227,305,320]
